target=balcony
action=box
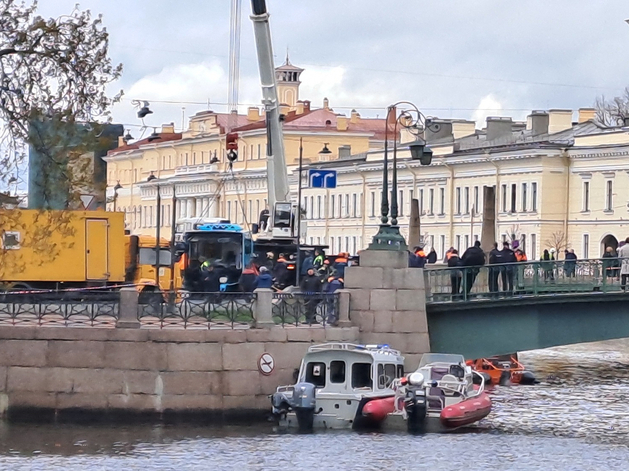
[175,164,218,175]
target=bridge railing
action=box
[424,258,624,303]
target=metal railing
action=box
[424,258,625,304]
[272,292,340,326]
[0,291,120,326]
[137,291,256,329]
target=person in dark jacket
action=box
[447,249,462,298]
[427,248,438,264]
[301,251,314,276]
[603,246,619,278]
[488,242,500,296]
[408,250,421,268]
[564,249,577,278]
[333,253,349,279]
[499,241,517,292]
[300,268,322,324]
[272,255,290,289]
[201,264,221,293]
[461,241,485,295]
[255,266,274,289]
[325,276,344,325]
[541,249,555,282]
[413,247,427,268]
[238,264,258,293]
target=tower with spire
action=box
[275,52,303,109]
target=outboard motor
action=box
[499,370,512,386]
[404,372,427,434]
[519,371,538,385]
[292,382,317,432]
[473,372,492,386]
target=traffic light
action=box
[226,132,238,162]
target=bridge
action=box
[423,258,629,358]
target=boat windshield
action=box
[418,353,465,368]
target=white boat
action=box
[271,343,405,431]
[364,353,492,433]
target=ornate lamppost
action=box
[369,101,436,251]
[112,181,122,211]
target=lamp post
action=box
[147,172,161,286]
[369,101,435,251]
[113,181,122,211]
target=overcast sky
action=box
[38,0,629,135]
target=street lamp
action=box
[369,101,435,251]
[113,181,122,211]
[147,172,161,286]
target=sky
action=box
[36,0,629,136]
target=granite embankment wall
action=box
[0,325,359,419]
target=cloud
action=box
[472,95,504,128]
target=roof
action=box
[108,132,182,156]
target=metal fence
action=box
[0,290,120,327]
[137,291,256,329]
[424,258,625,304]
[272,292,340,326]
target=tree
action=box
[545,231,569,254]
[0,0,122,202]
[594,88,629,127]
[0,1,121,276]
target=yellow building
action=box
[104,59,389,238]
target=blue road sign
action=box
[308,169,337,189]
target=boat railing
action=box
[472,370,486,394]
[307,343,402,356]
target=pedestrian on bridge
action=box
[488,242,501,297]
[541,249,555,282]
[564,249,577,278]
[447,249,462,298]
[461,241,485,296]
[619,238,629,290]
[603,246,619,279]
[500,241,517,293]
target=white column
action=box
[186,198,194,218]
[209,198,219,218]
[196,198,202,218]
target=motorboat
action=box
[365,353,492,433]
[466,354,537,385]
[270,343,405,431]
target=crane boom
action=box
[249,0,291,237]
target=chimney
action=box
[529,111,549,136]
[578,108,596,123]
[486,117,513,142]
[118,136,126,147]
[350,109,360,124]
[323,97,329,110]
[161,122,175,133]
[336,115,348,131]
[451,120,476,139]
[424,119,453,143]
[548,109,573,134]
[296,101,305,114]
[303,100,311,111]
[279,104,290,117]
[338,145,351,159]
[247,106,261,121]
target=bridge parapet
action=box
[424,258,623,304]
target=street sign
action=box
[79,194,95,209]
[308,169,337,189]
[258,353,275,376]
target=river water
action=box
[1,340,629,470]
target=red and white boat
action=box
[363,353,492,433]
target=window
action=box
[606,180,613,211]
[521,234,527,254]
[1,231,20,250]
[302,197,308,219]
[330,361,346,383]
[456,235,461,252]
[473,186,479,214]
[338,195,342,218]
[440,235,445,258]
[419,188,424,214]
[531,234,537,259]
[501,184,507,212]
[352,363,372,389]
[331,195,336,218]
[257,144,261,159]
[370,191,375,217]
[522,183,528,212]
[456,188,461,215]
[352,236,357,255]
[409,189,414,216]
[511,184,517,213]
[429,189,434,215]
[345,237,349,252]
[532,182,538,212]
[345,194,350,217]
[583,181,590,212]
[464,235,469,249]
[398,190,404,217]
[250,144,254,161]
[440,188,445,215]
[227,201,232,221]
[248,200,252,221]
[305,362,326,387]
[583,234,589,259]
[464,187,470,214]
[352,194,357,218]
[330,237,336,254]
[317,196,322,219]
[309,196,314,219]
[377,363,397,389]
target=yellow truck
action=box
[0,209,178,293]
